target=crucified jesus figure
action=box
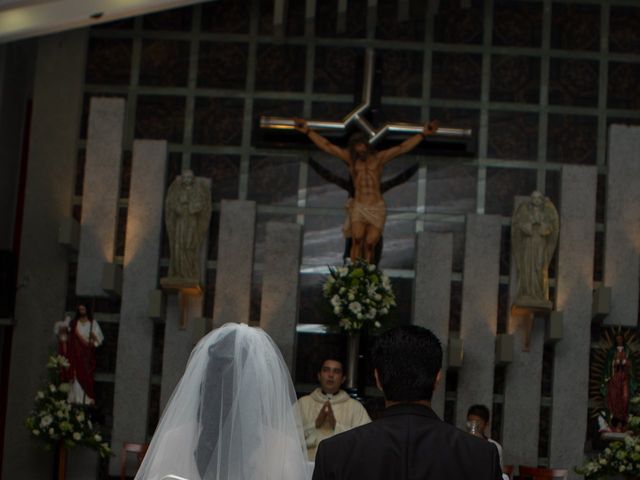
[295,119,439,263]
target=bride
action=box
[135,323,310,480]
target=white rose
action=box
[348,302,362,314]
[94,434,102,442]
[36,391,45,400]
[58,383,71,393]
[348,294,355,301]
[73,432,82,441]
[49,384,56,393]
[32,429,40,436]
[330,295,341,307]
[374,321,381,328]
[339,319,350,329]
[40,415,53,428]
[48,428,55,435]
[333,306,342,315]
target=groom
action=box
[312,326,502,480]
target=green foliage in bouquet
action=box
[578,396,640,479]
[25,355,111,458]
[323,260,396,332]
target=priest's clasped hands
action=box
[315,401,337,430]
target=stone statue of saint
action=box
[511,191,559,310]
[163,170,211,284]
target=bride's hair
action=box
[196,334,239,476]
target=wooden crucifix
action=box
[259,48,474,264]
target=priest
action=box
[297,358,370,460]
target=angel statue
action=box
[511,191,559,310]
[163,169,212,285]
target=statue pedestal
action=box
[601,431,630,442]
[160,278,202,329]
[512,295,553,313]
[511,303,552,351]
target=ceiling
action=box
[0,0,214,43]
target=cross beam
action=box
[260,48,473,148]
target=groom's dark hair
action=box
[371,325,442,402]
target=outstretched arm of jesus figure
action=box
[377,120,439,165]
[294,118,351,164]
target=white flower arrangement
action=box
[323,260,396,332]
[25,355,111,458]
[578,396,640,479]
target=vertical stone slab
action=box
[212,200,256,327]
[549,166,597,474]
[76,97,125,296]
[3,31,87,480]
[456,214,502,429]
[110,140,167,474]
[159,294,201,411]
[260,222,303,373]
[604,125,640,326]
[412,231,453,418]
[502,197,545,466]
[158,176,210,411]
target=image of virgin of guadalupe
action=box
[601,334,638,431]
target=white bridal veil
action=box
[135,323,309,480]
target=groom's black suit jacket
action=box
[312,403,502,480]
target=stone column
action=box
[159,294,202,411]
[212,200,256,327]
[412,231,453,417]
[110,140,167,474]
[260,222,303,373]
[455,214,502,429]
[0,41,36,250]
[502,197,545,466]
[76,97,125,296]
[549,165,597,475]
[3,30,87,480]
[603,125,640,326]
